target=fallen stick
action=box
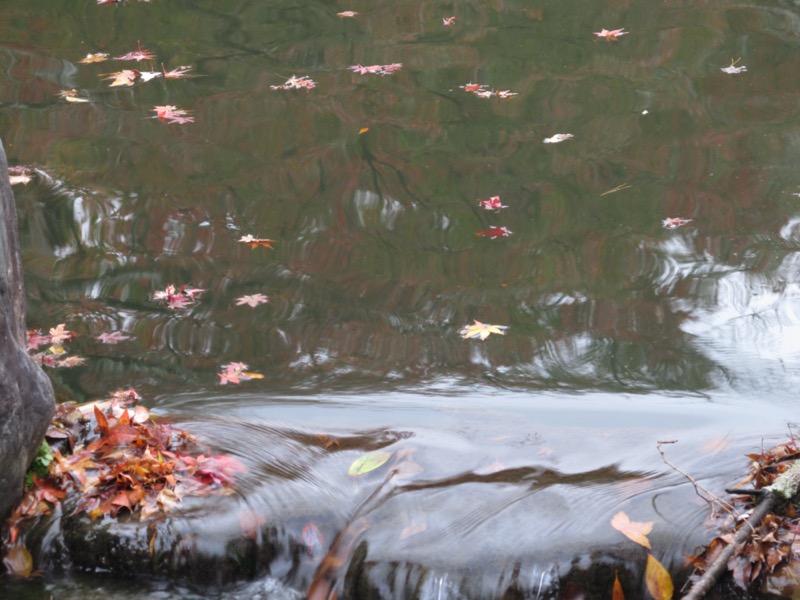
[682,459,800,599]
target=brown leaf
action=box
[645,554,674,600]
[3,544,33,578]
[611,511,654,549]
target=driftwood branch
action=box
[682,460,800,599]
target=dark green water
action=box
[3,0,800,597]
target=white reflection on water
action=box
[679,218,800,400]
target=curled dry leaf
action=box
[610,511,654,549]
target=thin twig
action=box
[600,182,632,196]
[656,440,736,516]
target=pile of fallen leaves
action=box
[1,389,246,577]
[686,438,800,595]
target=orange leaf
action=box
[94,404,109,434]
[645,554,674,600]
[613,570,625,600]
[611,511,653,549]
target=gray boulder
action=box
[0,140,55,518]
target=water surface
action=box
[3,0,800,597]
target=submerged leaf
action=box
[348,450,391,476]
[3,544,33,578]
[645,553,674,600]
[613,570,625,600]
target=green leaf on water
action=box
[348,450,391,476]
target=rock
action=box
[0,139,56,518]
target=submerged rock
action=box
[0,139,55,519]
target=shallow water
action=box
[3,0,800,597]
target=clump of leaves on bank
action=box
[1,388,246,578]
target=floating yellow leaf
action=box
[348,450,391,476]
[79,52,110,64]
[611,511,653,549]
[645,553,673,600]
[460,320,508,340]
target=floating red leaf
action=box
[476,226,512,239]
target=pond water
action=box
[3,0,800,597]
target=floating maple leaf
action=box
[102,69,140,87]
[544,133,574,144]
[460,320,508,340]
[461,82,488,93]
[79,53,110,64]
[58,89,91,103]
[349,63,402,76]
[662,217,692,229]
[337,10,358,18]
[162,64,195,79]
[443,16,456,26]
[478,196,506,210]
[217,362,264,385]
[96,331,131,344]
[270,75,316,90]
[49,324,76,345]
[721,58,747,74]
[610,511,654,549]
[460,83,517,99]
[495,89,518,99]
[476,226,512,238]
[152,105,194,124]
[153,284,204,309]
[115,42,155,62]
[235,293,270,308]
[594,28,629,41]
[238,234,276,249]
